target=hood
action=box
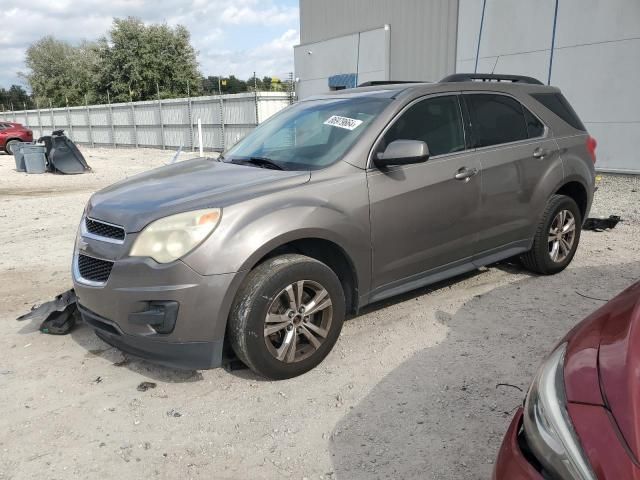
[596,281,640,460]
[87,158,310,232]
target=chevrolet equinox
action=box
[73,74,596,379]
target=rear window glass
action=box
[531,93,585,131]
[466,94,528,147]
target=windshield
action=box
[222,96,391,170]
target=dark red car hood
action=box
[598,281,640,459]
[564,281,640,459]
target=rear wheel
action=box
[228,254,345,380]
[521,194,582,275]
[5,139,19,155]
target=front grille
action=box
[85,217,125,241]
[77,254,114,283]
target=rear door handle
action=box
[454,167,479,181]
[533,147,549,159]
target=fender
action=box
[181,179,372,288]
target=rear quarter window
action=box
[531,93,586,131]
[523,108,545,138]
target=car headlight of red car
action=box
[523,343,596,480]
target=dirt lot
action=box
[1,147,639,480]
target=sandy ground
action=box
[0,147,639,480]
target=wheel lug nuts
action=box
[303,317,309,322]
[286,324,293,331]
[288,311,295,318]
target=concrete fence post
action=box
[49,99,55,131]
[36,99,43,139]
[219,95,225,151]
[253,72,259,125]
[66,98,74,139]
[187,81,194,152]
[156,82,166,150]
[85,95,94,148]
[130,96,139,148]
[107,91,116,147]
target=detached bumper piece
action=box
[78,304,224,370]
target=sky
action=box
[0,0,300,89]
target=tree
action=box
[223,75,247,94]
[24,36,99,107]
[0,85,32,111]
[95,17,202,102]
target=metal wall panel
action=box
[89,108,109,126]
[92,126,112,145]
[299,0,458,84]
[456,0,640,173]
[0,92,290,152]
[164,126,192,149]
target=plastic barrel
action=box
[23,145,47,174]
[13,142,34,172]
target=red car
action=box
[494,281,640,479]
[0,122,33,154]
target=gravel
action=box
[0,148,638,479]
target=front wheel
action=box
[521,194,582,275]
[228,254,345,380]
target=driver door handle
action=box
[454,167,479,181]
[533,147,549,159]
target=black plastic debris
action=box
[40,303,78,335]
[17,289,79,335]
[584,215,621,231]
[37,129,91,174]
[137,381,157,392]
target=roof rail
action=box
[440,73,544,85]
[357,80,427,87]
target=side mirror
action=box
[374,140,430,168]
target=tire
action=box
[228,253,346,380]
[5,139,19,155]
[521,194,582,275]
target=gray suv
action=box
[73,73,596,379]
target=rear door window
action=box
[531,93,586,131]
[381,95,466,157]
[465,94,529,147]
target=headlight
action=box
[130,208,221,264]
[523,343,596,480]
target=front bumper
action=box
[73,252,243,370]
[493,408,542,480]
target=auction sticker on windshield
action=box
[324,115,363,131]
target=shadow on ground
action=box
[329,261,640,480]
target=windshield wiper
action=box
[231,156,285,170]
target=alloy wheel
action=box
[264,279,333,363]
[548,209,576,263]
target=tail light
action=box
[586,136,597,164]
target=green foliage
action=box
[22,17,202,106]
[201,75,249,94]
[0,85,32,111]
[24,36,99,107]
[17,16,292,107]
[95,17,202,102]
